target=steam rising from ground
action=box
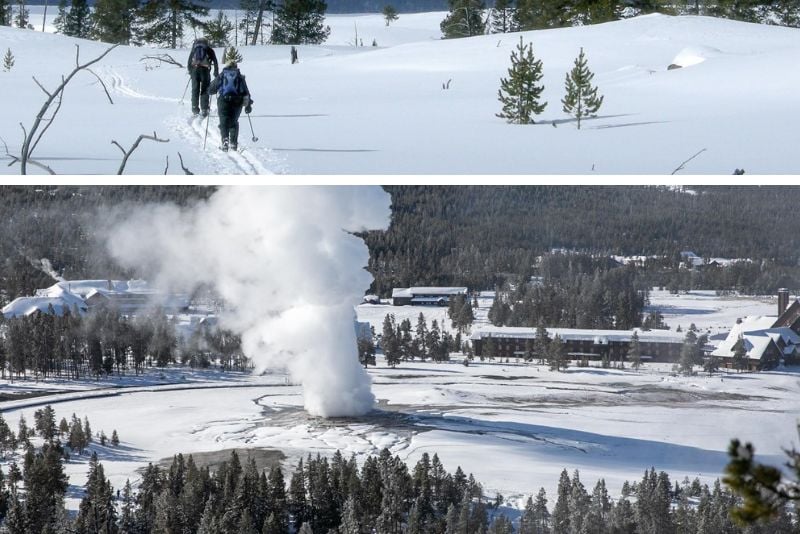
[106,186,391,417]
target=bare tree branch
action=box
[140,53,183,68]
[19,44,118,174]
[112,131,169,174]
[85,68,114,104]
[32,76,52,97]
[671,148,707,175]
[30,88,63,157]
[178,152,194,175]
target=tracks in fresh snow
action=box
[103,68,273,174]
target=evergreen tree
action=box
[628,330,641,370]
[205,10,233,46]
[561,47,603,129]
[440,0,485,38]
[0,0,11,25]
[515,0,569,29]
[2,47,13,72]
[732,334,749,372]
[383,4,398,25]
[224,44,244,63]
[75,452,119,534]
[271,0,330,44]
[92,0,138,43]
[14,0,28,28]
[112,429,120,446]
[548,333,567,371]
[62,0,93,37]
[137,0,210,48]
[490,0,516,33]
[552,469,571,533]
[497,36,547,124]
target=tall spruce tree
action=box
[14,0,28,28]
[62,0,93,37]
[0,0,12,25]
[137,0,210,48]
[497,36,547,124]
[93,0,138,43]
[490,0,516,32]
[561,47,603,129]
[271,0,330,44]
[205,10,233,46]
[440,0,485,38]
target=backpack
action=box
[220,69,245,98]
[191,43,210,68]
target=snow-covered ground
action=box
[2,11,800,173]
[0,289,794,511]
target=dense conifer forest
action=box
[2,185,800,306]
[0,404,794,534]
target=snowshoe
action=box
[220,142,229,152]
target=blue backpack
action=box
[191,43,210,68]
[220,69,245,98]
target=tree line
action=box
[0,432,795,533]
[441,0,800,40]
[361,186,800,297]
[0,304,249,381]
[379,311,469,367]
[0,0,330,47]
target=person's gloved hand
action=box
[245,104,252,114]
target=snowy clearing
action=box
[2,12,799,173]
[0,289,794,511]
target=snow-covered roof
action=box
[470,326,686,345]
[392,287,468,298]
[2,279,163,318]
[710,320,796,360]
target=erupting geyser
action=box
[105,186,391,417]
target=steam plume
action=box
[106,186,391,417]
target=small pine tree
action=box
[111,429,119,446]
[561,47,603,129]
[224,45,244,64]
[382,4,398,25]
[3,47,13,72]
[497,36,547,124]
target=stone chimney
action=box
[778,288,790,316]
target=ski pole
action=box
[203,108,211,149]
[247,113,258,142]
[180,77,190,105]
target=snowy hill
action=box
[1,12,799,174]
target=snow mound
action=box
[670,45,723,68]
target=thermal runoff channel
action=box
[106,186,392,417]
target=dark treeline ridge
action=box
[0,186,213,303]
[361,186,800,296]
[3,185,800,307]
[0,425,796,534]
[0,304,248,380]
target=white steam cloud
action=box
[106,186,391,417]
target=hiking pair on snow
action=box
[209,61,254,152]
[187,37,219,117]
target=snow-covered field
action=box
[0,289,795,511]
[2,11,800,173]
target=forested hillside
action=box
[0,186,213,303]
[2,186,800,305]
[361,186,800,295]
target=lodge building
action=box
[470,327,688,363]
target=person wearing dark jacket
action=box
[209,60,253,152]
[187,37,219,117]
